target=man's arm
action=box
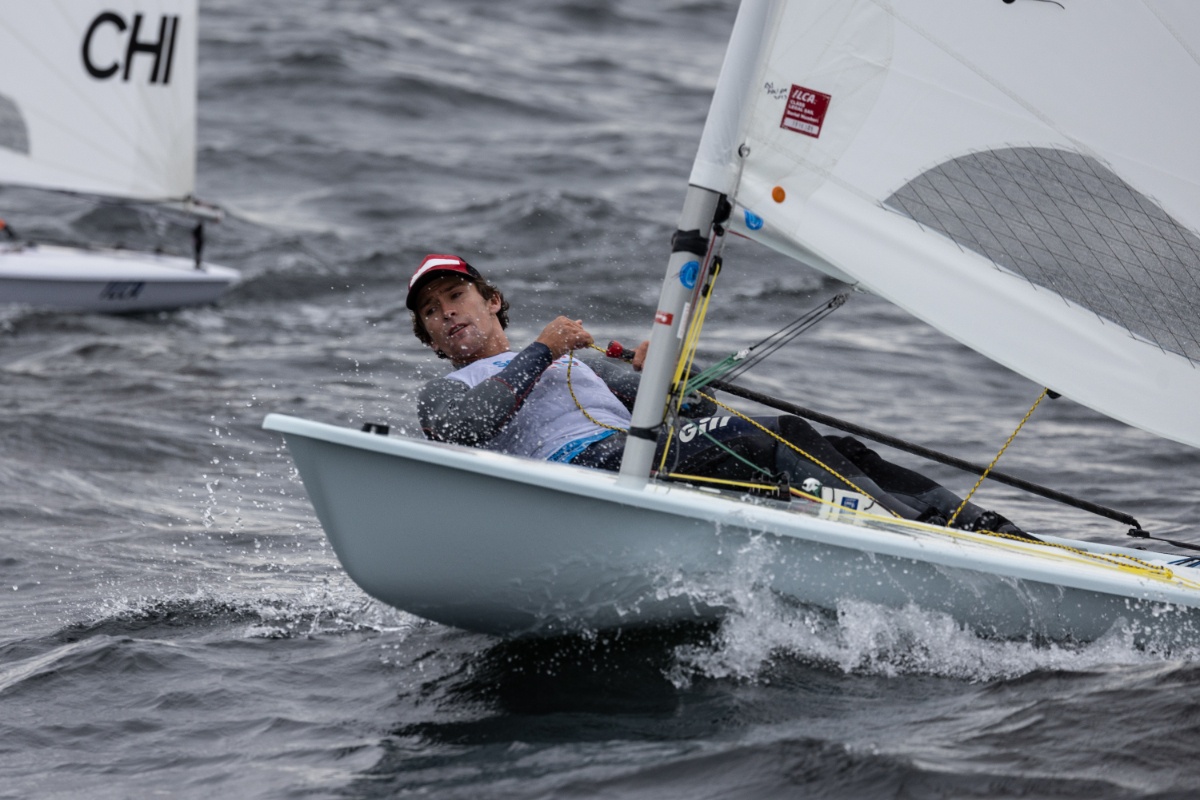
[418,315,596,445]
[418,342,555,445]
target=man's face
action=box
[416,276,506,364]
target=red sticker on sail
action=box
[655,311,673,325]
[780,85,831,138]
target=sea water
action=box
[3,1,1200,797]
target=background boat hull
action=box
[0,244,239,312]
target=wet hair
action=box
[410,276,509,358]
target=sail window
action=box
[886,147,1200,365]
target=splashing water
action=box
[670,591,1200,687]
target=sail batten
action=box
[696,0,1200,449]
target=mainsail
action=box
[0,0,198,203]
[690,0,1200,451]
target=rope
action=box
[657,243,724,473]
[710,293,848,389]
[684,293,849,395]
[565,350,627,433]
[700,391,900,517]
[947,387,1049,527]
[565,347,1191,586]
[663,473,782,493]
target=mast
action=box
[618,0,776,487]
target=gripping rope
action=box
[565,350,627,433]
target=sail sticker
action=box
[655,310,673,325]
[744,210,764,230]
[780,85,831,138]
[679,260,699,289]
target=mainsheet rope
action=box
[946,387,1050,528]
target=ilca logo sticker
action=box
[780,85,832,139]
[82,12,182,84]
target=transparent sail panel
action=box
[886,147,1200,366]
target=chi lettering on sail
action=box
[82,12,181,84]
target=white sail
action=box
[693,0,1200,450]
[0,0,197,202]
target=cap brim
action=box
[405,265,480,310]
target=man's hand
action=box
[631,340,650,372]
[536,317,594,360]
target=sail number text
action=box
[82,13,181,85]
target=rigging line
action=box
[1127,529,1200,555]
[662,472,784,494]
[947,387,1048,528]
[563,344,1189,574]
[692,424,776,479]
[662,237,727,473]
[723,310,828,379]
[720,294,848,385]
[671,237,725,402]
[704,377,1142,530]
[699,391,900,518]
[685,292,849,393]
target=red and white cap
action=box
[406,254,482,310]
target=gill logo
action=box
[678,416,731,443]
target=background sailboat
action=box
[0,0,239,313]
[265,0,1200,642]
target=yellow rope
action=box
[664,472,786,493]
[699,390,900,517]
[565,350,628,433]
[566,350,1188,586]
[947,387,1049,527]
[660,255,722,472]
[671,258,720,411]
[702,388,1187,582]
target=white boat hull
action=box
[264,413,1200,643]
[0,243,240,312]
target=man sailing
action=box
[408,253,1025,535]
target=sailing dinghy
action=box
[0,0,239,313]
[265,1,1200,643]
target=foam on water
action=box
[658,534,1200,687]
[671,589,1200,687]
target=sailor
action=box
[407,253,1025,535]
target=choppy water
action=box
[3,1,1200,798]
